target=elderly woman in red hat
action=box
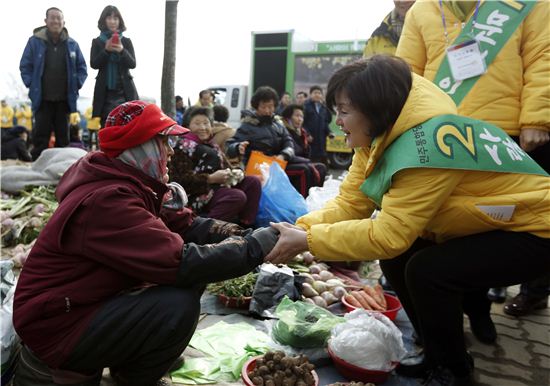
[13,100,278,386]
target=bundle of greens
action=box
[206,272,258,298]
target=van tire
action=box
[328,152,353,169]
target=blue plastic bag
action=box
[255,163,308,227]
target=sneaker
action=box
[468,313,497,344]
[487,287,506,303]
[503,293,548,317]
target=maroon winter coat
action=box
[13,152,195,368]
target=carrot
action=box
[373,284,387,309]
[350,291,371,310]
[357,289,385,311]
[344,293,363,308]
[364,285,385,310]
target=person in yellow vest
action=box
[362,0,416,57]
[396,0,550,321]
[1,100,15,130]
[264,56,550,385]
[15,103,33,131]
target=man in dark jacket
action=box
[19,7,88,160]
[302,85,332,167]
[0,126,32,161]
[13,101,278,386]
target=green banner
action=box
[434,0,535,105]
[360,114,548,206]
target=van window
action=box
[211,89,227,106]
[231,88,240,108]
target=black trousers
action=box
[61,285,203,386]
[513,138,550,298]
[380,231,550,372]
[32,101,69,160]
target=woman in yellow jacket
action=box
[396,0,550,317]
[266,56,550,385]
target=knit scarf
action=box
[99,30,123,90]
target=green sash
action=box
[434,0,535,105]
[360,115,548,207]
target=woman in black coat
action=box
[90,5,138,126]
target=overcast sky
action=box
[0,0,394,110]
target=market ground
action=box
[3,166,548,386]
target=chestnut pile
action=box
[247,351,316,386]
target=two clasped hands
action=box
[264,222,309,265]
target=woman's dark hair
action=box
[250,86,279,109]
[181,106,213,128]
[213,104,229,122]
[281,104,303,121]
[97,5,126,32]
[326,55,412,138]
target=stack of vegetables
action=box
[1,185,57,267]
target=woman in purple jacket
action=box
[13,101,277,386]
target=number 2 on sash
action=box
[435,124,476,159]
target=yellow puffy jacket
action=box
[15,105,32,130]
[296,74,550,262]
[363,12,399,57]
[1,104,14,129]
[395,0,550,136]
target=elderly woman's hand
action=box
[207,169,230,184]
[264,222,309,265]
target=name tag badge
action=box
[446,39,487,81]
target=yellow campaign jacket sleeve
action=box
[395,10,427,76]
[519,1,550,132]
[305,167,465,262]
[296,151,376,231]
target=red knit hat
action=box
[99,100,189,157]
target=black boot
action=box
[422,354,475,386]
[468,313,497,344]
[422,366,475,386]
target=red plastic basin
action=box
[341,292,402,321]
[328,346,397,384]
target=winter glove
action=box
[174,227,278,287]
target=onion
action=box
[301,283,319,298]
[332,286,347,300]
[309,264,321,274]
[320,291,338,305]
[1,218,15,227]
[319,270,334,281]
[312,280,328,294]
[311,273,321,281]
[33,203,46,215]
[311,296,328,308]
[302,251,316,264]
